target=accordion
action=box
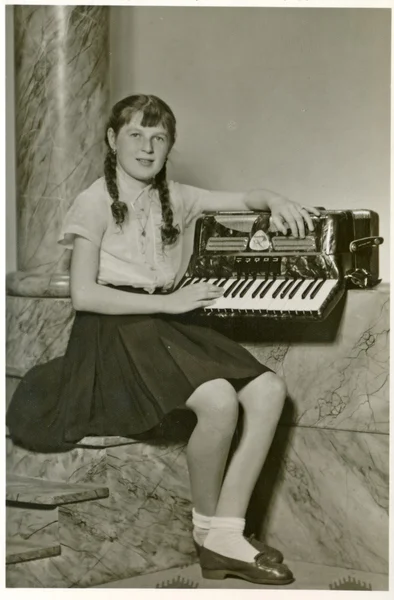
[178,210,383,320]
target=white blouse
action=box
[58,169,237,293]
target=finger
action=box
[288,207,306,238]
[280,211,299,237]
[199,299,217,307]
[271,216,288,236]
[193,287,222,299]
[299,207,315,232]
[302,205,321,216]
[204,290,223,299]
[205,284,223,294]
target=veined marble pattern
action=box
[6,540,61,566]
[6,271,71,298]
[6,441,195,588]
[6,474,109,505]
[7,438,107,485]
[6,505,60,564]
[6,296,74,375]
[14,5,109,273]
[5,428,389,585]
[244,288,389,433]
[6,505,59,545]
[254,426,389,574]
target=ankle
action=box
[192,508,211,547]
[204,516,257,562]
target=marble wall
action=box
[8,5,109,296]
[6,286,390,576]
[6,441,196,588]
[246,288,389,434]
[6,297,74,377]
[249,426,389,574]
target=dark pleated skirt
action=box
[6,286,272,453]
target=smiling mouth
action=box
[137,158,154,166]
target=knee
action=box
[239,372,287,417]
[187,378,239,430]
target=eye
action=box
[130,132,140,138]
[154,135,166,143]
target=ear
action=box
[107,128,117,152]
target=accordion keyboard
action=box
[180,276,339,317]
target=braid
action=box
[153,161,180,246]
[104,149,128,226]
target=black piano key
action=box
[180,278,192,288]
[223,279,239,298]
[218,278,227,287]
[212,278,221,285]
[239,279,255,298]
[280,279,297,299]
[288,278,304,299]
[272,279,288,299]
[231,279,248,298]
[304,279,322,299]
[310,278,326,299]
[259,279,276,298]
[301,279,318,299]
[251,279,269,298]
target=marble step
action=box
[6,474,109,506]
[6,503,61,565]
[6,537,61,565]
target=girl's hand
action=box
[267,196,321,238]
[162,282,224,314]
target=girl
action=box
[7,94,319,585]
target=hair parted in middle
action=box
[104,94,180,246]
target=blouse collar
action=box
[116,163,153,206]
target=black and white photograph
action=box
[4,0,391,594]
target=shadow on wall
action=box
[245,404,295,540]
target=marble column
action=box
[7,5,109,297]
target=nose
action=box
[142,137,154,154]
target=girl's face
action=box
[107,112,171,185]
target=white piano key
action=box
[243,278,279,312]
[267,279,299,313]
[235,279,263,311]
[227,279,251,311]
[301,278,324,312]
[179,277,189,288]
[256,279,282,312]
[308,279,338,313]
[279,278,316,313]
[204,278,238,311]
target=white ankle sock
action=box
[203,516,258,562]
[192,508,211,546]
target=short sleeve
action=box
[172,182,213,229]
[172,182,246,229]
[58,188,108,250]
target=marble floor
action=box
[95,559,389,591]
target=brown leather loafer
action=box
[199,547,295,585]
[194,535,284,563]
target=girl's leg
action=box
[216,372,286,516]
[185,378,239,518]
[203,372,286,561]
